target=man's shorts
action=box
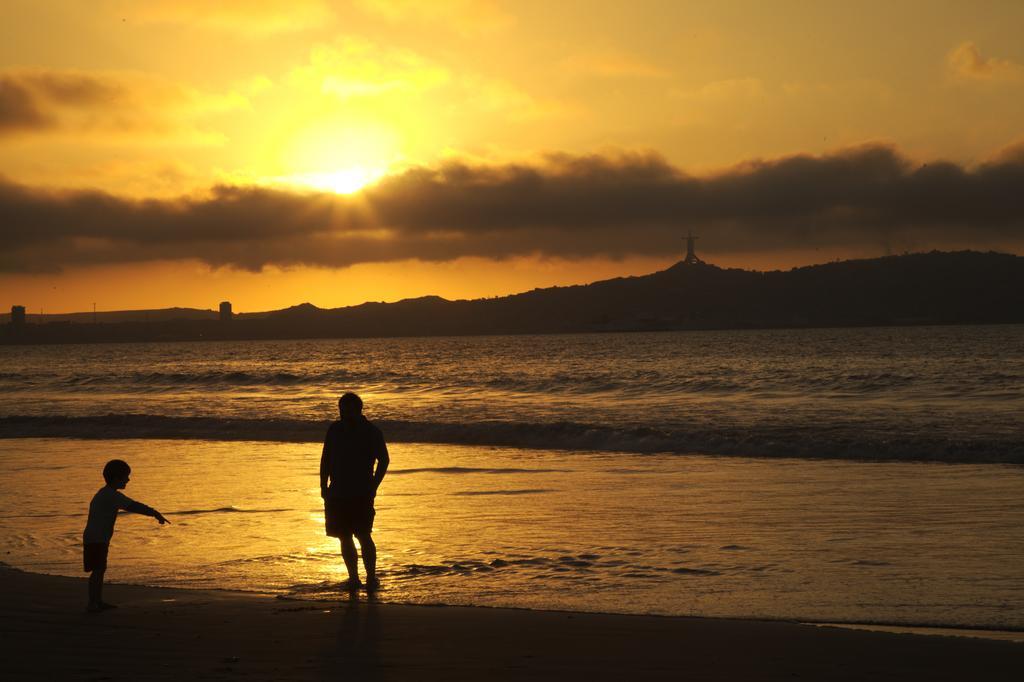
[324,495,375,537]
[83,543,109,572]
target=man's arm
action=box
[372,434,390,493]
[126,500,169,525]
[320,435,331,498]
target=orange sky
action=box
[2,1,1023,313]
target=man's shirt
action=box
[321,417,388,499]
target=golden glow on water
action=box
[2,437,1024,629]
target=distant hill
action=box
[3,251,1022,344]
[0,307,217,324]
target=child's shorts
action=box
[83,543,109,572]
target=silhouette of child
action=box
[83,459,169,612]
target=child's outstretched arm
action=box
[126,500,170,525]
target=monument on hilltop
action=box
[682,231,705,266]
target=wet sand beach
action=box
[1,566,1020,681]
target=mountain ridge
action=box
[3,250,1022,344]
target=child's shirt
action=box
[83,486,136,544]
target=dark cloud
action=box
[0,71,128,134]
[24,71,126,106]
[0,70,212,139]
[0,79,55,132]
[1,144,1022,273]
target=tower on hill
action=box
[10,305,26,325]
[219,301,233,322]
[683,231,705,265]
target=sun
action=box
[273,121,400,194]
[287,167,387,194]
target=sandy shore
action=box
[1,566,1020,681]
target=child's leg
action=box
[83,543,111,609]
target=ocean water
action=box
[1,325,1023,462]
[1,438,1022,630]
[0,326,1022,629]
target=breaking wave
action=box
[169,506,293,516]
[1,414,1021,464]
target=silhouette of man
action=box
[320,392,389,591]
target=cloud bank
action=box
[1,144,1022,273]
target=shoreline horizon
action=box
[2,564,1021,681]
[4,318,1023,349]
[5,563,1022,644]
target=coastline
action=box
[2,566,1020,681]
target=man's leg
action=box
[88,568,104,609]
[340,534,360,584]
[355,532,377,586]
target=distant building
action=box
[219,301,233,322]
[10,305,26,325]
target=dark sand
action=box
[1,566,1020,681]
